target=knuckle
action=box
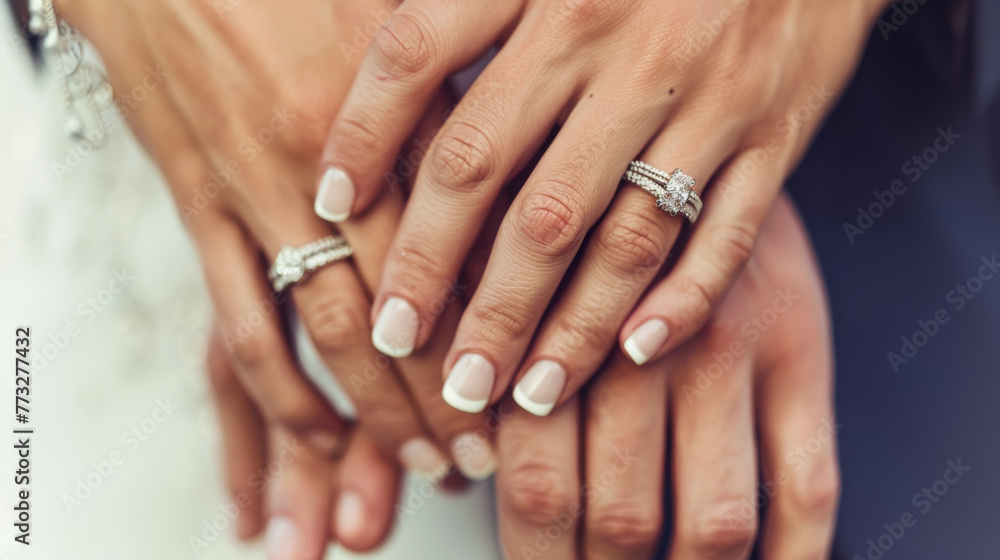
[228,330,279,375]
[551,304,616,355]
[370,11,437,79]
[469,294,532,342]
[333,106,387,158]
[301,296,370,354]
[275,79,336,157]
[550,0,634,31]
[503,465,579,525]
[427,121,495,191]
[679,499,758,557]
[675,276,716,325]
[708,223,756,271]
[599,212,668,272]
[588,504,662,551]
[393,241,450,293]
[516,187,587,258]
[789,460,841,518]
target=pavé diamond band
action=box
[268,236,353,293]
[624,161,702,223]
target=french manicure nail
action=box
[335,491,366,542]
[372,297,418,358]
[451,432,497,481]
[314,167,355,222]
[398,438,450,478]
[512,360,566,417]
[623,318,669,366]
[305,431,341,457]
[442,353,495,413]
[265,515,301,560]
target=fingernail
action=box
[372,297,418,358]
[451,432,497,481]
[623,318,669,366]
[512,360,566,417]
[442,353,495,413]
[335,491,366,542]
[305,431,341,457]
[314,167,355,222]
[398,437,450,478]
[265,516,301,560]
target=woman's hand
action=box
[494,195,840,558]
[206,329,400,557]
[317,0,887,417]
[60,0,498,486]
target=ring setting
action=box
[624,161,703,223]
[268,236,353,293]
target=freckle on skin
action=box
[669,89,675,95]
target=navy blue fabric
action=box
[787,1,1000,557]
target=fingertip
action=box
[315,167,355,223]
[371,297,419,358]
[621,318,669,366]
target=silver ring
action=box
[624,161,702,223]
[268,236,353,293]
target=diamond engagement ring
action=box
[624,161,703,223]
[268,236,353,293]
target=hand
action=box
[316,0,887,417]
[61,0,497,495]
[206,329,400,555]
[494,195,840,559]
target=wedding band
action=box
[624,161,703,223]
[268,236,353,293]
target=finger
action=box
[196,214,347,454]
[445,98,667,417]
[206,326,267,540]
[667,342,758,560]
[753,199,840,560]
[621,146,785,366]
[291,253,451,479]
[337,162,498,481]
[582,353,668,560]
[265,428,334,560]
[366,39,578,360]
[334,430,402,552]
[514,114,743,412]
[496,396,582,559]
[230,146,452,478]
[315,0,522,222]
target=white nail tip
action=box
[371,330,413,358]
[623,336,651,366]
[442,383,489,414]
[512,385,556,417]
[313,197,349,223]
